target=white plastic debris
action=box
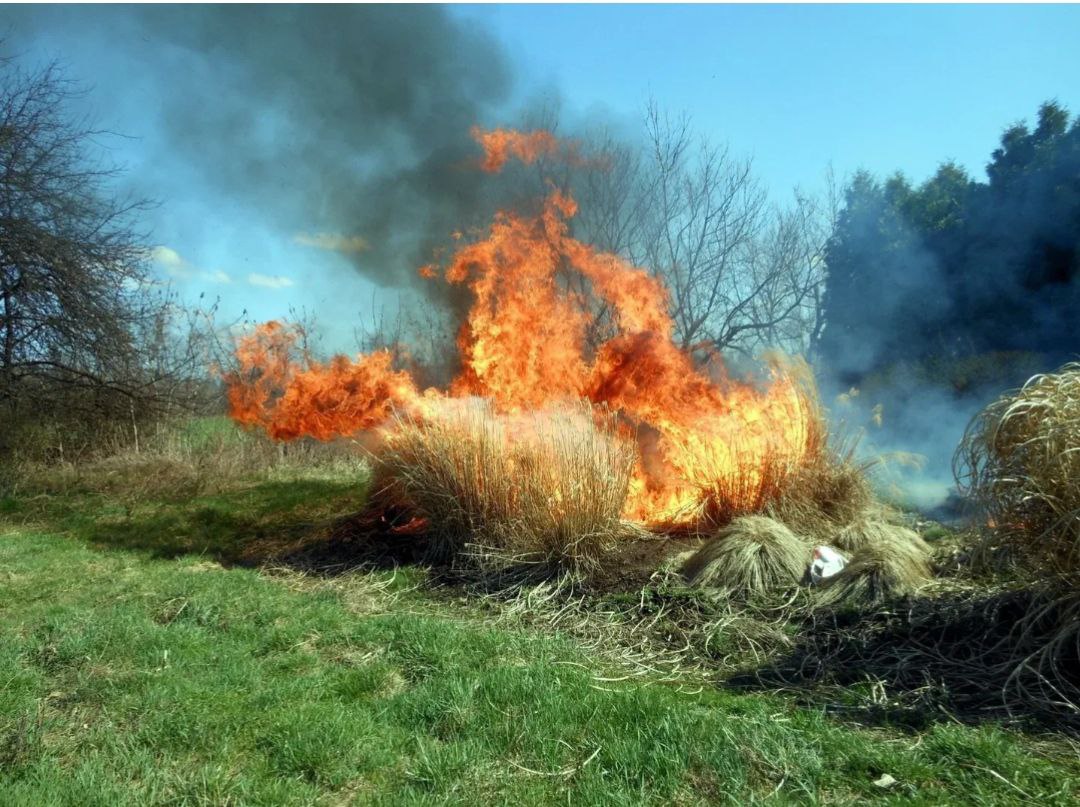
[809,545,848,584]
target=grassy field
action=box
[2,441,1079,804]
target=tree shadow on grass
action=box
[70,478,423,573]
[726,587,1080,735]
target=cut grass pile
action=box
[3,484,1080,804]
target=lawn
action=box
[1,462,1078,805]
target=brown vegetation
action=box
[766,442,877,544]
[680,515,808,596]
[369,400,640,575]
[816,532,933,606]
[954,363,1080,713]
[956,362,1080,580]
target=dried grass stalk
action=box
[766,433,877,545]
[816,527,933,606]
[955,362,1080,579]
[372,399,638,575]
[833,513,928,555]
[681,515,809,596]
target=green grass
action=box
[2,469,1078,804]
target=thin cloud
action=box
[248,273,295,290]
[150,245,231,284]
[151,245,183,268]
[293,231,370,254]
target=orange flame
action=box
[227,321,424,441]
[225,129,816,525]
[470,126,559,172]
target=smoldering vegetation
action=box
[817,102,1080,512]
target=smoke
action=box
[817,107,1080,517]
[140,6,519,300]
[6,5,524,305]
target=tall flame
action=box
[225,128,816,525]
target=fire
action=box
[225,128,817,526]
[469,126,559,172]
[227,321,425,441]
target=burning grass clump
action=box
[369,400,639,576]
[685,362,849,533]
[680,515,808,597]
[687,359,878,548]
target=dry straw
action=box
[954,363,1080,712]
[371,399,639,576]
[680,515,809,597]
[833,514,929,555]
[956,362,1080,579]
[816,529,933,606]
[765,434,877,545]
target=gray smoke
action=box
[4,5,520,301]
[138,5,515,299]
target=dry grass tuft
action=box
[681,515,809,597]
[816,530,933,606]
[956,362,1080,580]
[370,400,639,576]
[953,363,1080,713]
[833,513,928,555]
[766,435,877,545]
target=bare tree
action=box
[348,101,831,376]
[572,102,829,359]
[355,291,458,388]
[712,190,829,357]
[0,54,209,449]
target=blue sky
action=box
[455,4,1080,195]
[7,4,1080,351]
